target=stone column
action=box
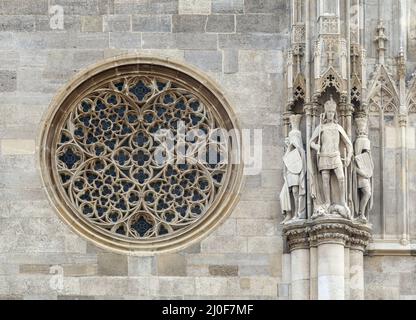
[284,218,371,300]
[348,225,371,300]
[349,247,365,300]
[309,218,371,300]
[309,245,318,299]
[317,241,345,300]
[284,222,310,300]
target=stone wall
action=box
[0,0,415,300]
[364,255,416,300]
[0,0,289,299]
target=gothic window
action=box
[39,56,243,253]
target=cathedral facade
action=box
[0,0,415,300]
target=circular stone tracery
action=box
[40,56,243,253]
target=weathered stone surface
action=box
[237,219,277,237]
[81,16,103,32]
[114,0,178,15]
[50,0,110,15]
[179,0,211,15]
[206,14,235,33]
[172,15,206,33]
[1,139,35,155]
[156,254,187,276]
[109,32,141,48]
[219,33,289,50]
[132,15,171,32]
[97,253,128,276]
[0,0,48,15]
[14,32,109,49]
[184,50,222,72]
[0,71,17,92]
[201,236,247,253]
[19,264,51,275]
[244,0,287,14]
[223,48,238,74]
[63,265,97,276]
[35,15,82,32]
[208,265,238,277]
[239,50,284,73]
[212,0,244,14]
[128,256,155,276]
[142,33,217,49]
[236,14,281,33]
[0,16,35,32]
[104,15,131,32]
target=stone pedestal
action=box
[284,217,371,300]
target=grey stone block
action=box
[104,15,131,32]
[172,15,207,33]
[97,252,128,276]
[49,0,111,15]
[399,273,416,295]
[0,0,48,15]
[14,32,109,49]
[239,265,270,276]
[63,264,97,276]
[212,0,244,13]
[156,277,196,296]
[244,0,287,14]
[223,48,238,73]
[0,16,35,32]
[34,15,81,32]
[219,33,288,50]
[157,254,187,276]
[19,264,51,274]
[142,33,217,50]
[114,0,178,15]
[81,16,103,32]
[208,265,238,276]
[181,243,201,254]
[72,50,105,69]
[132,15,171,32]
[0,71,17,92]
[184,50,222,72]
[109,32,141,49]
[128,256,155,276]
[0,33,14,49]
[206,14,235,33]
[236,14,282,33]
[179,0,211,14]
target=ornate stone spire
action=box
[375,20,388,65]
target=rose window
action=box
[39,56,243,253]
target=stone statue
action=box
[352,117,374,222]
[280,114,307,224]
[308,96,353,218]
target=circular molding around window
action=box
[39,55,244,254]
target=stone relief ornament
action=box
[352,117,374,222]
[280,114,307,224]
[308,96,353,219]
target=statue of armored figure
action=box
[308,96,353,218]
[280,114,307,224]
[352,117,374,222]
